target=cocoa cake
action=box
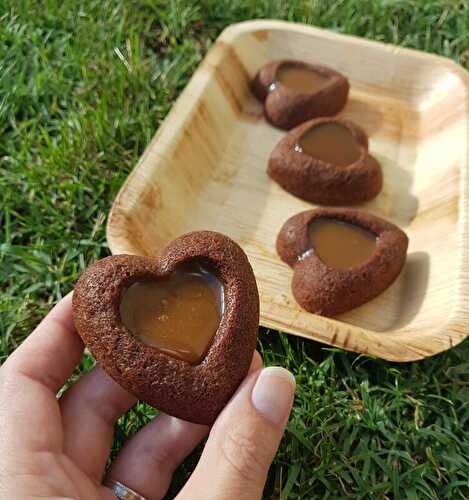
[251,59,349,130]
[73,231,260,425]
[268,117,383,205]
[277,208,408,316]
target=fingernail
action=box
[251,367,296,425]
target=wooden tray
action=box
[107,20,469,362]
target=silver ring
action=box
[105,479,146,500]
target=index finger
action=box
[2,292,84,392]
[0,293,84,451]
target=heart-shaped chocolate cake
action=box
[251,59,349,130]
[73,231,259,424]
[268,117,383,205]
[277,209,408,316]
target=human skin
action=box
[0,293,295,500]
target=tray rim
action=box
[107,20,469,362]
[221,20,469,76]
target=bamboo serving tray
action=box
[107,20,469,362]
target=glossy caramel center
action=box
[308,219,377,270]
[119,263,223,364]
[276,64,328,93]
[297,122,361,167]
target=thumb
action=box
[177,366,296,500]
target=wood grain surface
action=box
[107,20,469,361]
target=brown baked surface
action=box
[276,208,408,316]
[73,231,260,425]
[251,60,349,130]
[268,117,383,205]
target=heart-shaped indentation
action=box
[277,208,408,316]
[307,218,377,270]
[275,62,329,94]
[251,59,349,130]
[268,117,382,205]
[72,231,259,424]
[296,122,361,167]
[119,262,224,364]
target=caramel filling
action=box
[276,64,328,93]
[119,263,223,364]
[308,219,377,269]
[296,122,361,167]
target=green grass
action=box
[1,0,468,498]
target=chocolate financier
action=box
[277,209,408,316]
[252,59,349,130]
[268,117,382,205]
[73,231,259,425]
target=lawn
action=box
[1,0,468,498]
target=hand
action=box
[0,294,295,500]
